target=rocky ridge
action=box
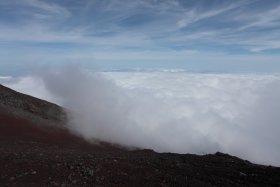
[0,84,67,127]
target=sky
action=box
[1,0,280,75]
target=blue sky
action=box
[1,0,280,74]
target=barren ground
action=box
[0,84,280,186]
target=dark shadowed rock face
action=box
[0,84,280,187]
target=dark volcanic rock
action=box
[0,84,280,186]
[0,84,67,127]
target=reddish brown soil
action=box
[1,112,280,187]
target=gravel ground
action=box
[1,113,280,187]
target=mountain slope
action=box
[0,84,66,127]
[0,84,279,187]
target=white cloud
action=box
[1,0,280,54]
[19,0,71,19]
[0,75,58,104]
[249,40,280,52]
[104,0,181,12]
[0,76,12,81]
[177,1,248,28]
[0,0,77,43]
[0,25,82,43]
[238,5,280,31]
[3,67,280,166]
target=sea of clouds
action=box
[1,66,280,166]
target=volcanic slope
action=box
[0,84,279,187]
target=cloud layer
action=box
[1,67,280,166]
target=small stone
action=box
[68,165,74,170]
[9,177,15,181]
[31,171,37,175]
[88,169,94,176]
[239,172,247,177]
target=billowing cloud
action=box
[2,67,280,166]
[0,75,58,104]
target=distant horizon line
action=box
[1,68,280,77]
